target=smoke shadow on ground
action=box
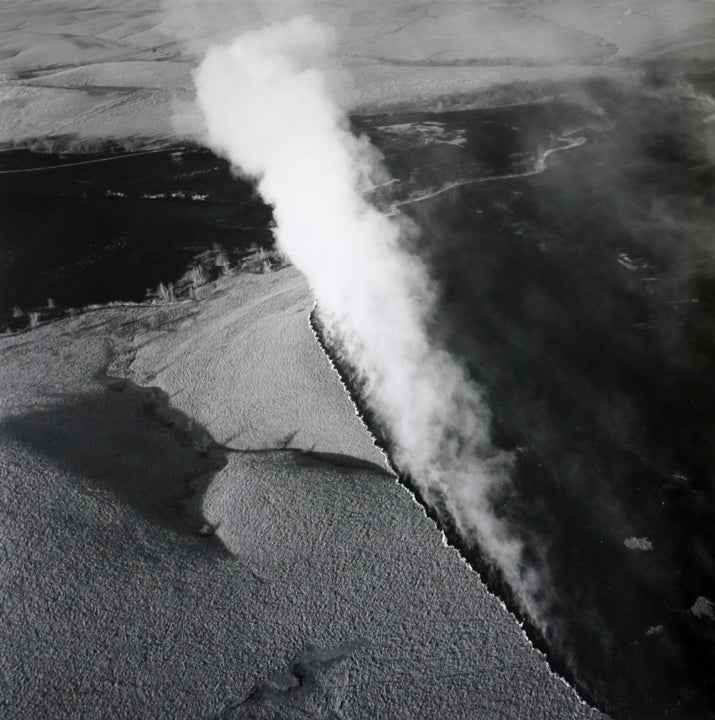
[0,379,229,554]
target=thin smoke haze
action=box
[193,16,541,620]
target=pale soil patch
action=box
[0,268,606,719]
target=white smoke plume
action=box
[193,17,540,619]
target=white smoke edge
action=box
[191,13,544,628]
[189,16,609,712]
[307,302,396,477]
[191,12,531,608]
[308,301,603,717]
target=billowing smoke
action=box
[193,17,540,618]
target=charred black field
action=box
[2,79,714,719]
[0,144,274,329]
[364,82,715,720]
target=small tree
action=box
[157,282,175,303]
[190,265,205,288]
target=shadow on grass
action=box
[0,378,229,553]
